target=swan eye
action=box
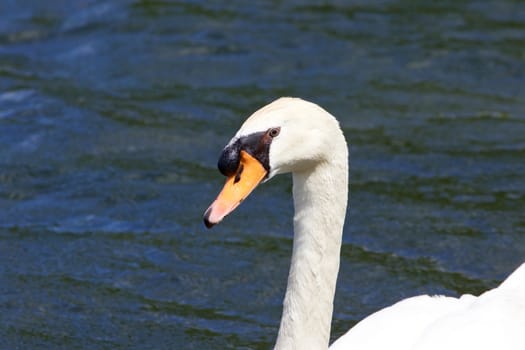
[268,127,280,138]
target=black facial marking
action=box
[216,127,279,178]
[239,131,273,173]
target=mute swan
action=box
[203,97,525,349]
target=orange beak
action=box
[204,150,268,228]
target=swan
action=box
[203,97,525,349]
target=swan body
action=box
[203,97,525,349]
[332,262,525,349]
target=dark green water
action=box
[1,1,524,349]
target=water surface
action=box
[1,1,524,349]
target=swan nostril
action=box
[233,164,244,184]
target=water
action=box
[1,0,524,348]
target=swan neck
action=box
[275,159,348,350]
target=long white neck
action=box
[274,150,348,349]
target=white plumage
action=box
[332,263,525,349]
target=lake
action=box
[1,0,524,349]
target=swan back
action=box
[330,263,525,350]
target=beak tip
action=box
[203,207,216,229]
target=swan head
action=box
[203,97,346,228]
